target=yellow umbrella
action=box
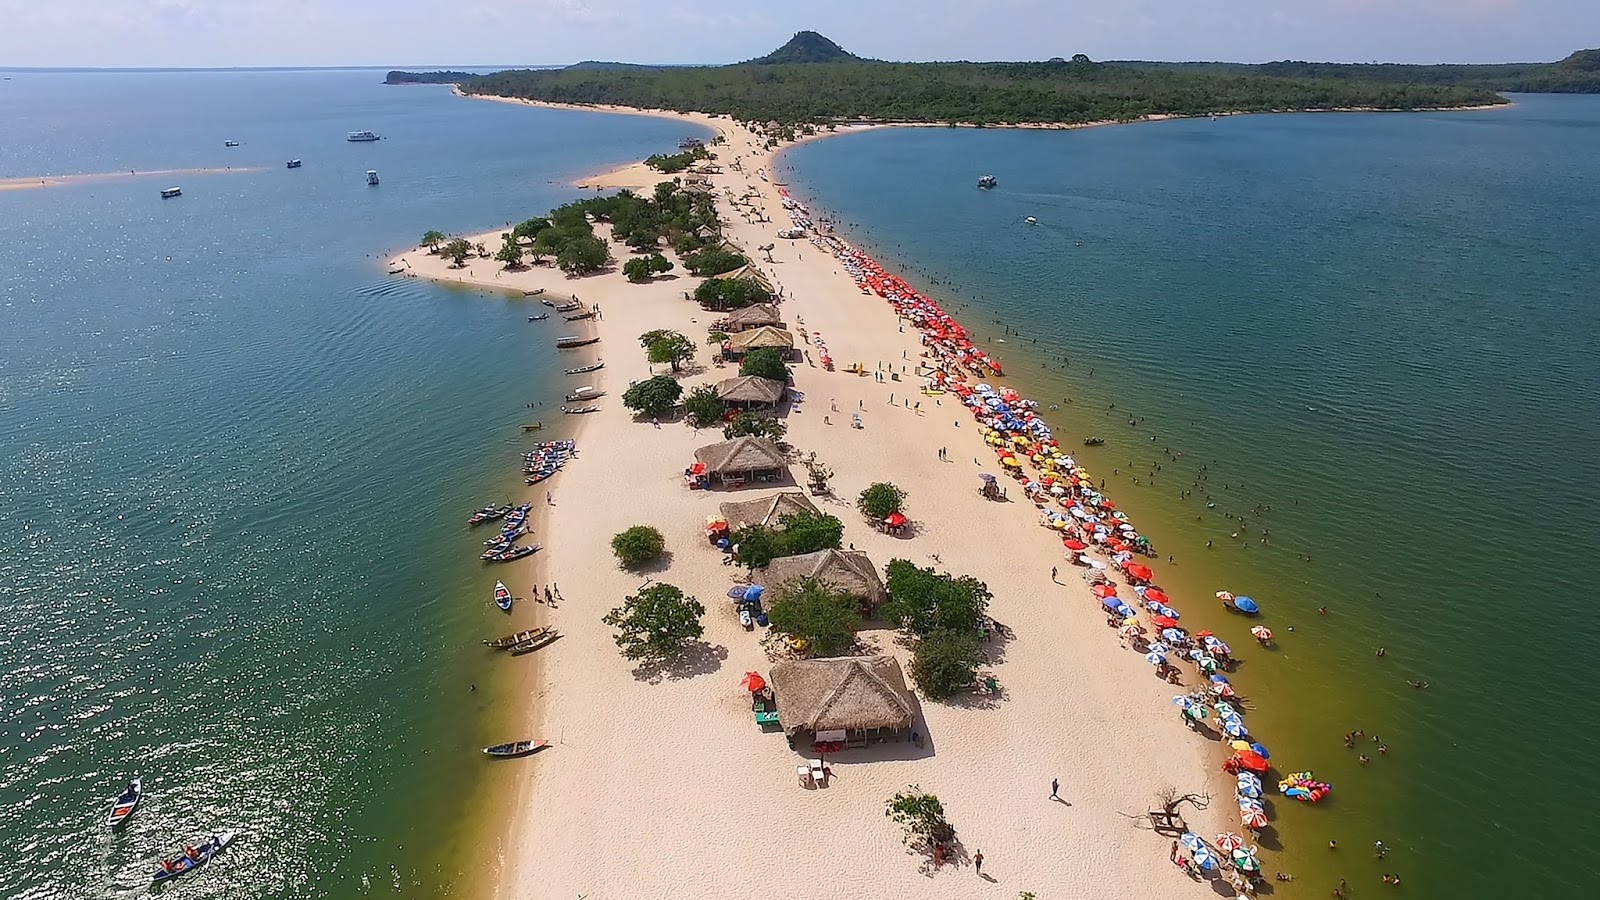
[1031,454,1045,462]
[1002,457,1022,467]
[1230,740,1252,751]
[1051,519,1067,530]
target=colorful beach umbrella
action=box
[1063,538,1087,550]
[1151,615,1179,629]
[1126,563,1154,581]
[740,671,766,692]
[1091,583,1118,598]
[1143,588,1170,604]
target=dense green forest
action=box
[384,70,480,84]
[459,31,1505,126]
[1122,49,1600,94]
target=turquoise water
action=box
[781,96,1600,896]
[0,71,700,898]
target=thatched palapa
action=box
[758,549,886,609]
[712,263,774,293]
[716,375,787,409]
[770,656,914,743]
[694,436,788,484]
[725,326,795,357]
[719,491,820,532]
[720,303,783,331]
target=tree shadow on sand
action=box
[631,641,728,684]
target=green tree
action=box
[621,375,683,418]
[611,525,666,568]
[442,238,472,267]
[857,482,907,520]
[694,276,769,310]
[683,247,747,277]
[881,560,992,637]
[421,230,445,251]
[723,411,786,441]
[766,577,860,657]
[739,347,789,382]
[774,511,843,556]
[557,234,610,275]
[910,627,985,699]
[511,217,550,241]
[623,257,655,283]
[682,385,726,428]
[707,331,729,345]
[602,583,705,661]
[639,329,696,372]
[730,524,779,570]
[496,233,524,268]
[885,786,955,849]
[647,252,674,275]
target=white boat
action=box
[366,170,380,186]
[1025,216,1038,225]
[347,130,381,142]
[160,187,182,198]
[286,159,302,169]
[977,175,997,189]
[224,140,239,147]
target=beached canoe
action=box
[509,630,560,655]
[484,740,548,758]
[484,626,550,649]
[555,336,600,349]
[107,778,141,828]
[151,831,236,883]
[564,362,604,375]
[493,581,512,612]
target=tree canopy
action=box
[611,525,666,568]
[910,627,985,700]
[766,577,861,657]
[621,375,683,418]
[682,384,727,428]
[722,410,786,442]
[857,482,907,520]
[602,583,705,660]
[695,276,770,310]
[729,511,843,568]
[881,560,992,637]
[640,329,696,371]
[739,347,789,382]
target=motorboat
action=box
[151,832,236,884]
[528,314,549,321]
[366,170,380,186]
[160,187,182,198]
[1083,436,1105,446]
[224,140,239,147]
[564,362,604,375]
[493,581,512,611]
[562,406,600,414]
[286,159,302,169]
[977,174,997,189]
[107,778,141,828]
[483,740,547,758]
[347,130,381,142]
[1025,216,1038,225]
[555,336,600,349]
[467,504,512,526]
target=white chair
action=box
[809,759,826,785]
[796,765,813,788]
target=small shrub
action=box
[857,482,907,520]
[766,578,860,657]
[602,583,705,660]
[910,627,985,699]
[611,525,666,568]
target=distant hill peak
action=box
[747,31,859,65]
[1555,49,1600,72]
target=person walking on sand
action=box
[1051,777,1060,799]
[973,850,983,876]
[1051,567,1059,583]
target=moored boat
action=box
[528,314,549,321]
[160,187,182,198]
[562,406,600,414]
[286,159,302,169]
[366,169,380,186]
[493,581,512,611]
[107,778,141,828]
[564,362,604,375]
[484,626,551,649]
[509,630,560,654]
[467,504,513,526]
[523,288,545,296]
[977,174,997,189]
[483,740,547,758]
[564,311,596,321]
[151,832,236,883]
[556,336,600,349]
[552,302,581,312]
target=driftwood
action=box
[1147,786,1211,836]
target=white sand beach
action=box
[389,106,1234,900]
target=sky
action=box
[0,0,1593,69]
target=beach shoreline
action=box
[390,99,1266,899]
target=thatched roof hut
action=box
[770,656,914,742]
[721,303,783,331]
[725,326,794,357]
[716,375,787,409]
[719,491,819,532]
[712,263,774,292]
[694,436,788,484]
[758,549,886,608]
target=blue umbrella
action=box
[1144,651,1167,665]
[1146,641,1171,655]
[1223,720,1249,739]
[1100,596,1122,610]
[1233,596,1260,614]
[1209,674,1231,684]
[1161,628,1186,643]
[1191,846,1217,870]
[1179,832,1205,852]
[1171,695,1193,708]
[727,586,749,599]
[1249,742,1271,760]
[743,585,764,601]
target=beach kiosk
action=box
[693,437,788,489]
[770,656,915,750]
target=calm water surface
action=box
[0,70,700,898]
[781,96,1600,897]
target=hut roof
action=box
[694,436,787,475]
[770,656,914,734]
[712,264,773,291]
[716,375,787,405]
[719,491,820,532]
[723,303,782,329]
[758,549,886,606]
[726,326,794,352]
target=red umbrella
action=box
[1125,563,1154,582]
[1091,583,1118,598]
[1062,538,1088,550]
[1195,630,1215,638]
[1143,588,1170,605]
[1234,751,1269,773]
[740,672,766,693]
[1151,615,1179,629]
[883,512,908,527]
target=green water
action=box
[780,96,1600,896]
[0,70,701,897]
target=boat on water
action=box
[523,288,545,297]
[565,386,601,403]
[347,130,381,142]
[366,170,380,186]
[1083,436,1105,446]
[510,630,560,655]
[564,311,595,321]
[977,174,997,189]
[562,405,600,414]
[520,422,544,431]
[493,581,512,612]
[286,159,302,169]
[564,362,604,375]
[160,187,182,198]
[224,140,239,147]
[556,336,600,349]
[484,740,548,758]
[1025,216,1038,225]
[528,314,549,321]
[467,503,513,526]
[552,302,581,312]
[151,832,236,884]
[482,544,539,563]
[485,526,526,546]
[484,626,551,649]
[107,778,141,828]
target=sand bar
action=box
[0,166,271,192]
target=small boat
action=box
[520,422,544,431]
[528,314,549,321]
[556,336,600,349]
[366,170,380,186]
[565,387,601,402]
[224,140,239,147]
[553,302,581,312]
[1025,216,1038,225]
[509,631,560,655]
[523,288,545,297]
[483,544,539,563]
[467,504,512,526]
[562,406,600,414]
[564,311,595,321]
[564,362,604,375]
[493,581,512,611]
[483,740,548,758]
[107,778,141,828]
[484,626,551,649]
[977,174,997,189]
[151,832,236,884]
[286,159,302,169]
[1083,436,1105,446]
[541,298,557,307]
[347,130,381,142]
[160,187,182,198]
[486,527,526,546]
